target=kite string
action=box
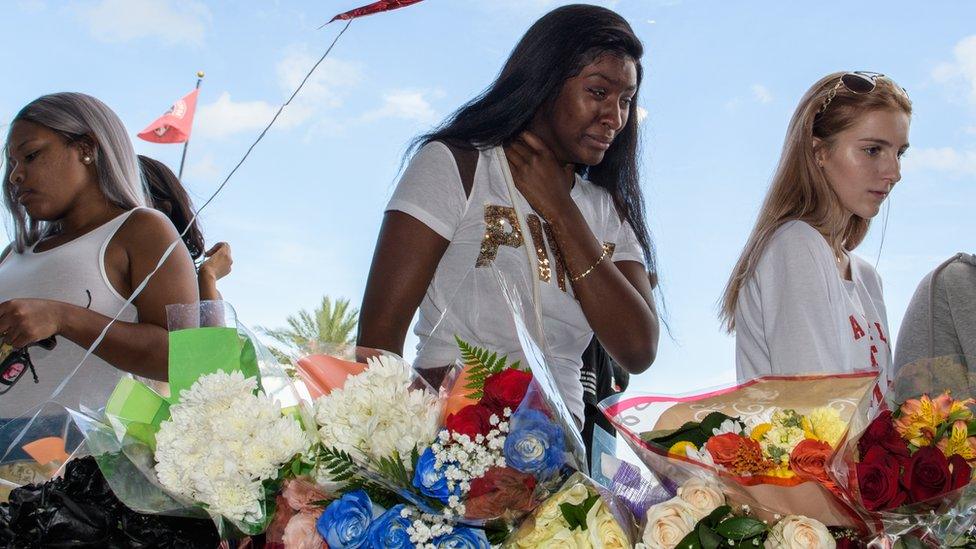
[47,19,354,400]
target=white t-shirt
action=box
[386,142,645,422]
[734,220,891,388]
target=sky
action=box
[2,0,976,399]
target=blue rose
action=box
[412,447,460,503]
[316,490,374,548]
[432,526,491,548]
[366,504,413,548]
[503,409,565,479]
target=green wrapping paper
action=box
[104,377,169,448]
[167,326,256,402]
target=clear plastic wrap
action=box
[599,372,879,530]
[301,265,589,541]
[62,300,309,538]
[504,471,636,547]
[828,355,976,547]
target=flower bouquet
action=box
[294,268,590,545]
[828,355,976,547]
[635,476,853,549]
[504,471,636,548]
[599,372,879,529]
[65,301,311,538]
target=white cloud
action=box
[195,92,283,139]
[360,90,440,125]
[751,84,773,104]
[904,146,976,178]
[932,35,976,106]
[184,154,220,183]
[195,51,362,140]
[74,0,210,46]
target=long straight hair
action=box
[720,73,912,332]
[139,155,205,260]
[2,92,146,252]
[413,4,657,276]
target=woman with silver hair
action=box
[0,92,198,426]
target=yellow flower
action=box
[804,407,846,447]
[895,395,942,447]
[764,464,797,479]
[937,420,976,461]
[585,500,629,549]
[751,423,772,442]
[669,441,698,456]
[509,483,590,548]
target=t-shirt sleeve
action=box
[755,224,846,375]
[610,218,646,266]
[385,141,468,241]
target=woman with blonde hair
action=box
[721,72,911,385]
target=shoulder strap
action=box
[441,140,479,198]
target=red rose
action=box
[858,411,910,458]
[789,439,833,484]
[481,369,532,413]
[903,446,951,503]
[857,446,907,511]
[464,466,537,519]
[948,454,972,492]
[446,404,494,438]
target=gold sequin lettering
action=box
[542,222,567,292]
[476,205,524,267]
[526,214,551,283]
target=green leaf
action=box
[676,530,703,549]
[455,336,520,400]
[700,412,736,436]
[703,505,732,528]
[697,523,724,549]
[558,494,600,531]
[714,517,767,540]
[484,520,511,545]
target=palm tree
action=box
[259,296,359,363]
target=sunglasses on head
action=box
[818,71,904,115]
[0,337,56,396]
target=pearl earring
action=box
[82,155,93,165]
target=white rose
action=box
[585,498,630,549]
[641,498,698,549]
[676,477,725,520]
[764,515,836,549]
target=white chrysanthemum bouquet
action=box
[69,301,314,539]
[155,370,308,525]
[313,354,441,470]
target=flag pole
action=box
[177,71,204,180]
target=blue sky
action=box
[3,0,976,397]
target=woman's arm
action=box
[198,242,233,301]
[507,132,658,373]
[0,209,199,381]
[357,212,449,356]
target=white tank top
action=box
[0,209,139,418]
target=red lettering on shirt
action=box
[874,322,888,344]
[850,316,866,340]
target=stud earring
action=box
[82,155,93,165]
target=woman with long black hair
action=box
[357,4,660,424]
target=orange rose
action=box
[789,439,833,484]
[705,433,770,475]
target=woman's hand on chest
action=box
[504,131,577,223]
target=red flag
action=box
[137,89,199,144]
[329,0,423,24]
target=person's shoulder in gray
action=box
[894,253,976,375]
